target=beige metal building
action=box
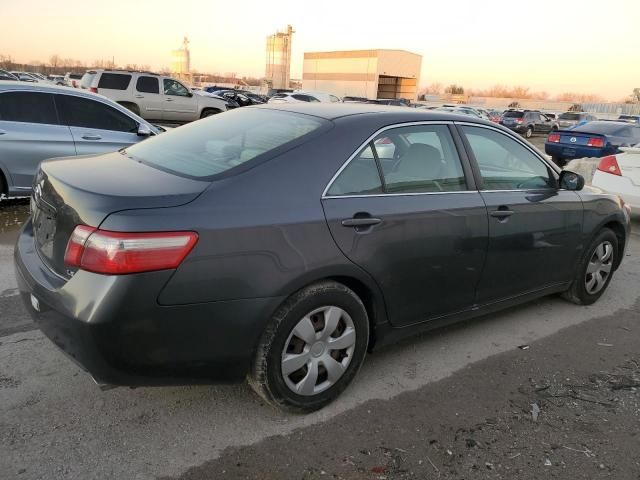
[302,49,422,101]
[171,37,191,81]
[265,25,294,90]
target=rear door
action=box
[162,78,198,121]
[134,76,164,120]
[322,122,488,327]
[0,91,75,192]
[55,94,142,155]
[459,123,583,303]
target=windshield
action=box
[124,108,327,179]
[559,113,580,120]
[503,111,524,118]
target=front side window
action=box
[136,76,160,94]
[375,125,467,193]
[0,92,58,125]
[124,108,326,179]
[326,145,383,196]
[461,126,555,190]
[97,73,131,90]
[56,95,138,132]
[163,79,189,97]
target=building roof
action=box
[304,49,421,60]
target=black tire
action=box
[562,228,618,305]
[525,126,534,138]
[0,171,7,200]
[248,281,369,413]
[201,108,221,118]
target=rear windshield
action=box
[503,111,524,118]
[124,108,327,179]
[571,122,632,135]
[559,113,580,120]
[80,72,97,89]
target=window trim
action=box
[322,120,480,199]
[454,121,561,192]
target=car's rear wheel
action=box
[201,108,221,118]
[525,126,534,138]
[249,281,369,413]
[562,228,618,305]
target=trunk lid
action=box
[616,148,640,186]
[31,151,209,278]
[557,131,606,146]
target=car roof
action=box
[0,81,94,95]
[252,102,497,125]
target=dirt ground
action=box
[166,299,640,480]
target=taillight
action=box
[515,118,523,123]
[548,133,560,143]
[64,226,198,274]
[597,155,621,176]
[587,137,605,147]
[89,87,98,93]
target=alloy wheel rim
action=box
[585,241,613,295]
[281,306,356,396]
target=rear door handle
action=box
[341,217,382,227]
[81,134,102,140]
[490,209,515,218]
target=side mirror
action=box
[559,170,584,191]
[137,123,152,137]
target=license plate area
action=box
[32,201,57,260]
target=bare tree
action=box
[49,54,61,68]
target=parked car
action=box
[500,110,554,138]
[15,104,630,412]
[27,72,49,82]
[267,88,294,97]
[64,72,84,88]
[48,75,66,85]
[486,109,503,123]
[369,98,409,106]
[0,70,18,81]
[211,89,265,106]
[545,121,640,166]
[592,145,640,212]
[618,114,640,124]
[268,91,341,104]
[556,112,597,130]
[0,82,160,197]
[10,71,38,82]
[79,70,231,122]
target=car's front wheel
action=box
[525,126,534,138]
[562,228,618,305]
[249,281,369,413]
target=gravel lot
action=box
[1,168,639,479]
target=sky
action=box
[2,0,638,100]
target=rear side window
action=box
[0,92,58,125]
[124,108,327,179]
[98,73,131,90]
[292,94,320,102]
[136,76,160,94]
[327,145,383,196]
[56,95,138,132]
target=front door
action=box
[459,124,583,303]
[162,79,197,122]
[322,123,488,327]
[0,91,75,192]
[55,94,142,155]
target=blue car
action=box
[545,121,640,166]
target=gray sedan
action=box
[0,82,160,197]
[15,104,631,413]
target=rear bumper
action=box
[501,123,527,133]
[14,219,284,386]
[544,143,615,160]
[592,171,640,211]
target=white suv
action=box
[80,70,230,122]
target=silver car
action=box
[0,82,160,197]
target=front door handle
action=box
[341,217,382,227]
[81,134,102,140]
[135,95,144,99]
[166,98,173,102]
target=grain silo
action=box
[171,37,191,79]
[265,25,294,90]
